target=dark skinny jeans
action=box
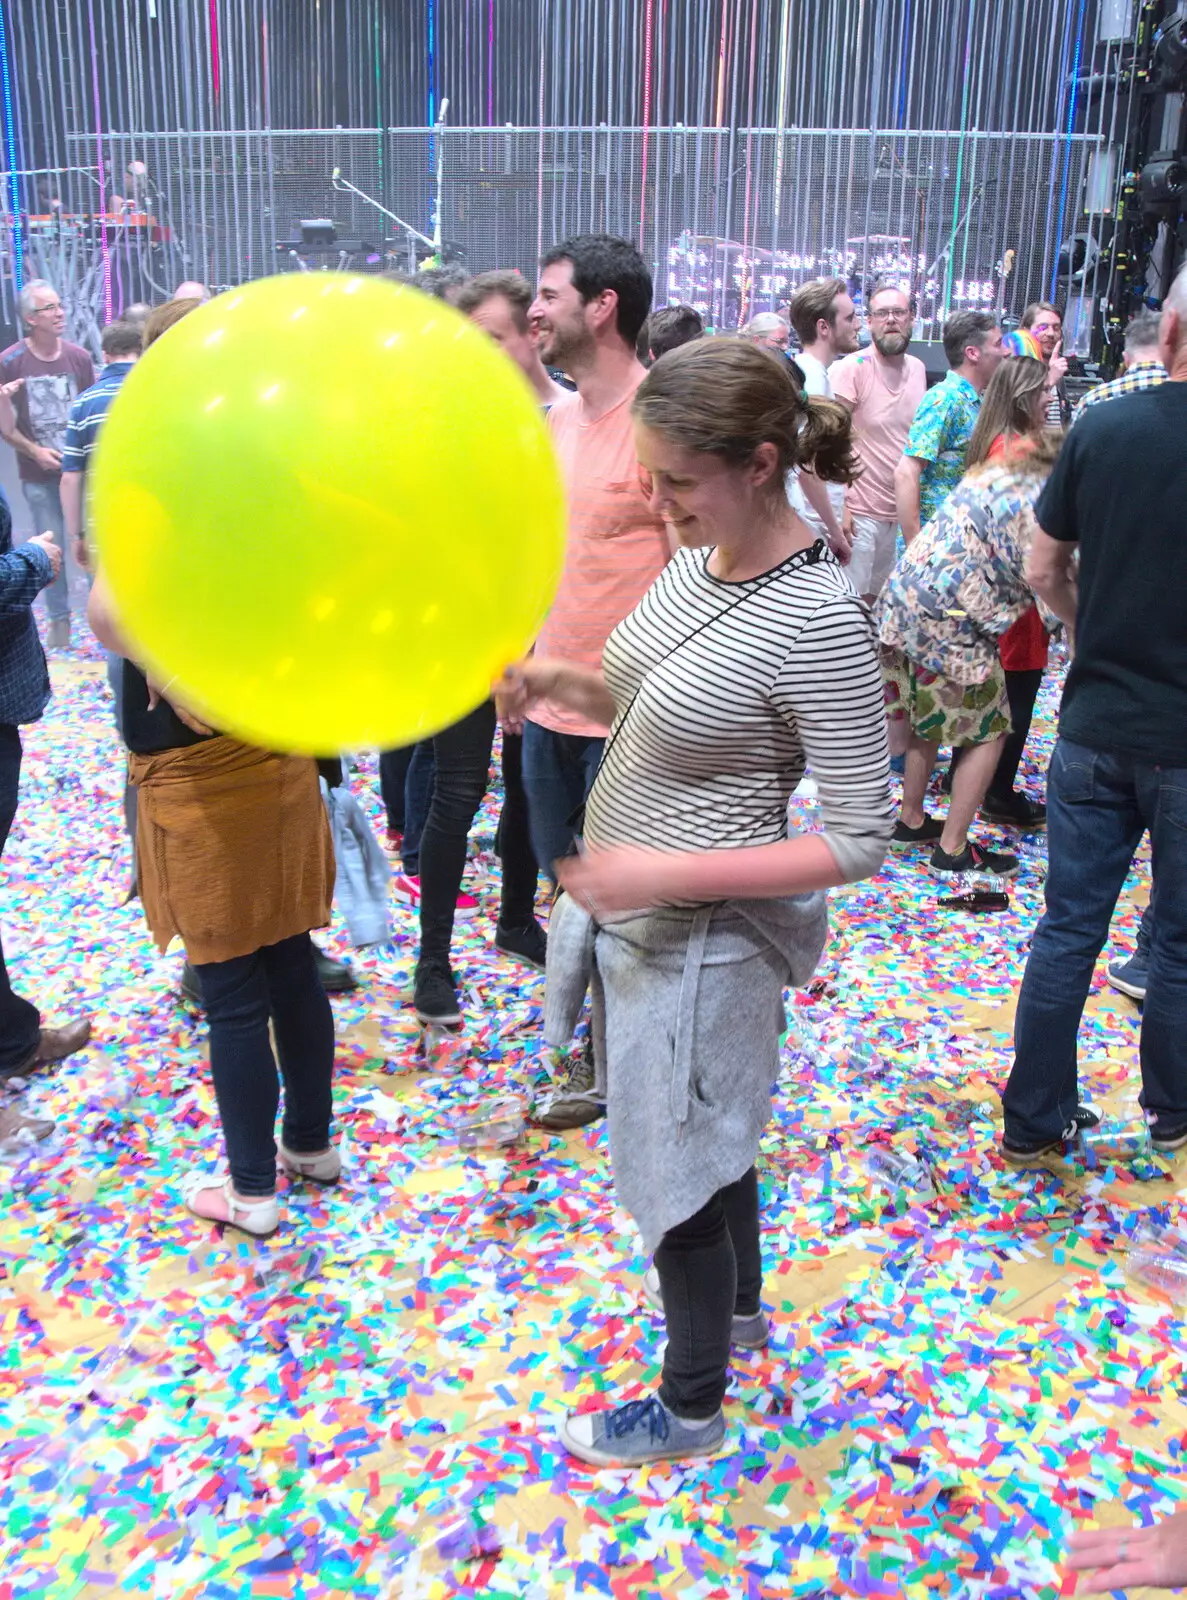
[417,701,539,972]
[654,1167,762,1419]
[193,932,335,1195]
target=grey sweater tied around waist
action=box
[545,889,828,1252]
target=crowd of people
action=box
[0,235,1184,1534]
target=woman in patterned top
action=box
[497,340,893,1468]
[877,379,1062,879]
[951,358,1054,829]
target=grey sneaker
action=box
[46,616,71,651]
[559,1395,725,1467]
[532,1046,605,1130]
[641,1266,770,1350]
[1106,955,1147,1002]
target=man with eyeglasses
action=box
[830,281,927,602]
[0,280,95,650]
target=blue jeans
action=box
[1133,898,1155,963]
[1004,738,1187,1142]
[0,725,40,1071]
[193,932,335,1195]
[23,481,70,623]
[521,721,605,883]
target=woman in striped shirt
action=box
[497,340,894,1467]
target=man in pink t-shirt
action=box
[525,234,670,879]
[521,235,669,1131]
[830,281,926,603]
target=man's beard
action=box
[540,322,592,370]
[873,329,911,357]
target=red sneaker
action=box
[454,887,480,920]
[393,873,421,908]
[384,828,404,855]
[393,874,480,919]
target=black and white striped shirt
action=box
[584,543,894,882]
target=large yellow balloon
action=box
[90,273,565,754]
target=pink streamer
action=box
[209,0,221,100]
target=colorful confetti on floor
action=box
[0,632,1182,1600]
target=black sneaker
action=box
[413,960,462,1026]
[313,943,358,993]
[1001,1103,1099,1162]
[494,919,547,971]
[891,815,945,848]
[1106,955,1147,1002]
[979,792,1047,830]
[1150,1120,1187,1153]
[931,840,1019,877]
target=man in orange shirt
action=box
[525,234,671,1126]
[526,236,670,870]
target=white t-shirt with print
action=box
[788,350,846,533]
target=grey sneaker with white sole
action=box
[642,1265,770,1349]
[559,1394,725,1467]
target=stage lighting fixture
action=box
[1057,231,1102,282]
[1153,13,1187,90]
[300,218,337,249]
[1138,152,1186,217]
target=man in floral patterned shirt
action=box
[894,311,1004,540]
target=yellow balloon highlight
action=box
[90,273,565,754]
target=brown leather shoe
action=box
[0,1102,55,1143]
[6,1018,93,1079]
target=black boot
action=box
[313,942,357,993]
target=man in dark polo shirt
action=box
[1001,262,1187,1160]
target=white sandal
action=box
[180,1165,280,1237]
[277,1142,341,1184]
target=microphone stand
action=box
[925,180,996,315]
[431,99,450,259]
[330,169,435,276]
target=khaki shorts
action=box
[848,515,899,597]
[881,645,1011,747]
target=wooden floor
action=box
[0,648,1180,1600]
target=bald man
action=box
[173,281,210,303]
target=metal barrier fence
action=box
[16,124,1099,351]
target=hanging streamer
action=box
[0,0,22,292]
[85,0,112,324]
[1050,0,1090,300]
[638,0,654,246]
[942,3,976,319]
[4,0,1105,343]
[208,0,221,101]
